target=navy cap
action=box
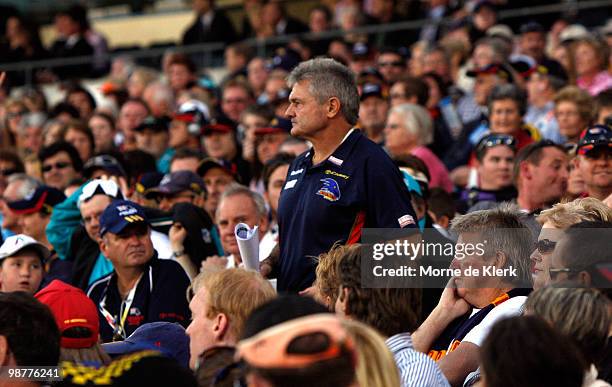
[135,172,164,195]
[360,83,386,101]
[145,171,205,199]
[520,21,545,34]
[268,47,301,73]
[102,322,190,369]
[473,0,496,13]
[7,185,66,215]
[577,125,612,155]
[134,116,168,132]
[99,200,148,237]
[254,116,292,136]
[83,155,127,178]
[352,42,371,59]
[359,67,384,82]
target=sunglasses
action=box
[548,267,580,281]
[78,180,121,207]
[42,161,71,173]
[476,134,517,155]
[535,239,556,255]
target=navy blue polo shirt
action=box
[87,254,191,342]
[277,129,418,292]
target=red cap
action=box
[35,280,99,349]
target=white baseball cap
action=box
[0,234,50,262]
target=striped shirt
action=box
[386,333,450,387]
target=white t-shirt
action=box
[463,296,527,346]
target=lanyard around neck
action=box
[99,272,144,341]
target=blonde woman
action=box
[531,198,612,289]
[341,319,401,387]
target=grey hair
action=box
[389,103,434,145]
[17,112,47,135]
[7,173,42,199]
[144,81,174,105]
[488,84,527,116]
[216,183,267,221]
[451,203,533,287]
[287,58,360,125]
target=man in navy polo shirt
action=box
[273,58,418,292]
[87,200,190,342]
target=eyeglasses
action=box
[42,161,71,173]
[535,239,556,255]
[378,61,404,68]
[0,168,18,177]
[475,134,517,155]
[548,267,580,281]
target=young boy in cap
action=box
[0,234,49,294]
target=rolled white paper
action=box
[235,223,260,271]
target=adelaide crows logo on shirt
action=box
[317,178,341,202]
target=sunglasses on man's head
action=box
[42,161,71,173]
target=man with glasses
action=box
[576,125,612,201]
[459,133,517,212]
[376,48,406,84]
[146,170,206,212]
[547,220,612,288]
[87,200,191,343]
[38,141,82,191]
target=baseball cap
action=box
[196,158,239,180]
[99,200,148,237]
[466,63,513,82]
[352,42,371,59]
[473,0,496,13]
[173,99,210,131]
[360,83,386,101]
[135,172,165,195]
[203,116,236,136]
[134,116,168,133]
[145,171,205,199]
[102,322,190,368]
[77,179,124,207]
[35,279,99,349]
[254,116,292,136]
[0,234,50,263]
[559,24,591,44]
[486,24,514,41]
[83,154,127,179]
[520,21,545,34]
[577,125,612,155]
[7,185,66,215]
[268,47,301,73]
[509,54,537,80]
[358,67,384,83]
[236,314,356,370]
